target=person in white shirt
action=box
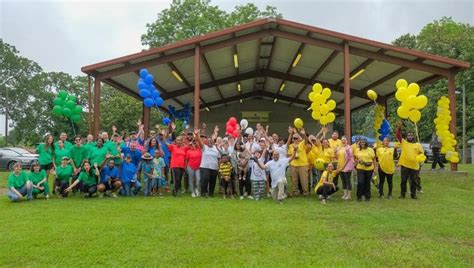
[245,134,261,153]
[254,146,297,204]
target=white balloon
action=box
[245,127,254,135]
[240,119,249,129]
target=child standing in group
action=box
[141,153,155,197]
[152,150,167,197]
[250,149,267,201]
[219,154,233,199]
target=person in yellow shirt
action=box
[320,139,336,165]
[351,136,361,189]
[328,130,343,150]
[354,138,376,202]
[396,123,424,199]
[314,162,338,204]
[376,137,395,199]
[287,127,310,196]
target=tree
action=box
[141,0,281,48]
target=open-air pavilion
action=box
[82,17,469,168]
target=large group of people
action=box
[6,120,425,204]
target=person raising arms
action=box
[287,127,310,196]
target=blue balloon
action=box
[139,69,148,79]
[139,89,150,98]
[144,98,154,108]
[145,74,154,85]
[137,81,147,90]
[162,117,171,125]
[151,90,160,99]
[155,97,164,107]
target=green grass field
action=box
[1,166,473,266]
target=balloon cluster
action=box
[395,79,428,123]
[308,83,336,125]
[373,105,390,141]
[167,104,191,122]
[137,69,164,108]
[378,119,391,142]
[434,96,459,163]
[52,90,82,123]
[239,119,254,135]
[225,117,239,138]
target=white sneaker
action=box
[321,199,326,204]
[240,196,244,200]
[223,195,227,199]
[247,195,254,199]
[112,193,118,198]
[191,193,196,198]
[45,194,50,200]
[267,192,271,198]
[243,192,248,197]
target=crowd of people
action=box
[6,120,425,204]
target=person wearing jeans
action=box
[338,136,354,200]
[119,154,139,196]
[376,137,396,199]
[314,163,339,204]
[396,123,424,199]
[354,139,375,202]
[165,134,189,196]
[65,161,99,198]
[185,137,202,197]
[7,163,33,202]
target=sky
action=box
[0,0,473,135]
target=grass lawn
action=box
[0,166,473,266]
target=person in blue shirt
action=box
[141,153,155,196]
[159,133,171,187]
[121,142,142,167]
[97,159,122,198]
[120,154,141,196]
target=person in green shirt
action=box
[88,138,109,169]
[66,161,99,197]
[82,134,96,155]
[7,163,33,202]
[53,140,71,168]
[104,134,122,166]
[52,156,74,197]
[54,132,73,150]
[35,134,55,175]
[29,162,50,199]
[70,136,88,175]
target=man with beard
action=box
[396,122,424,199]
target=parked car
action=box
[421,143,433,162]
[0,147,39,171]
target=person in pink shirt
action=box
[165,134,189,196]
[338,136,354,200]
[185,130,202,197]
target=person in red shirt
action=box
[165,133,189,196]
[185,130,202,197]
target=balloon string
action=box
[414,122,420,143]
[70,118,76,136]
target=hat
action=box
[125,153,132,158]
[142,153,153,160]
[61,156,70,160]
[130,131,137,135]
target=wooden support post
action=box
[448,70,457,171]
[87,75,92,134]
[143,104,150,138]
[194,45,201,128]
[343,43,351,140]
[93,78,101,138]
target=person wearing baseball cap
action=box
[52,156,74,198]
[120,153,141,196]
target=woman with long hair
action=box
[354,139,376,202]
[36,134,55,177]
[165,133,189,196]
[185,130,202,197]
[338,136,354,200]
[314,162,338,204]
[29,162,49,199]
[65,161,99,198]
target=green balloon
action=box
[74,105,82,114]
[58,90,68,100]
[53,98,64,106]
[68,95,77,103]
[63,107,72,117]
[52,106,63,116]
[66,100,75,109]
[71,114,81,122]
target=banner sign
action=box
[240,111,270,122]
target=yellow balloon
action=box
[320,104,329,115]
[450,156,460,163]
[311,102,320,111]
[327,100,336,111]
[406,95,417,109]
[326,112,336,123]
[395,87,409,102]
[408,109,421,123]
[311,111,321,120]
[396,79,408,89]
[313,94,323,104]
[294,118,304,129]
[397,105,410,119]
[321,88,331,100]
[314,158,325,170]
[312,83,323,94]
[407,83,420,96]
[367,89,378,101]
[320,115,328,125]
[415,95,428,109]
[308,92,316,102]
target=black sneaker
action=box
[357,198,362,202]
[399,195,406,199]
[411,195,418,200]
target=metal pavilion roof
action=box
[81,17,470,114]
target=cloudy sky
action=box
[0,0,473,134]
